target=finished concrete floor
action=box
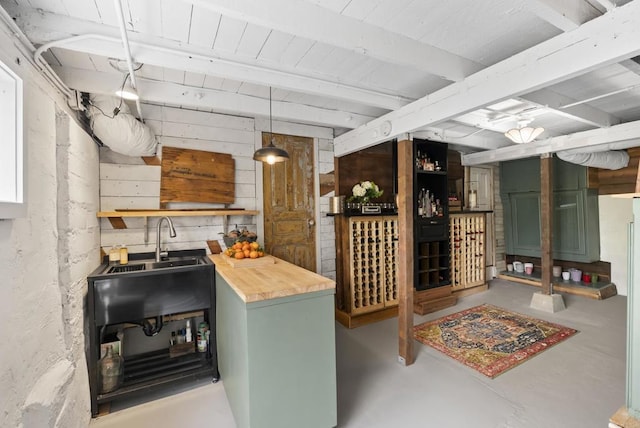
[91,279,627,428]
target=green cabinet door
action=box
[504,192,541,257]
[553,190,585,258]
[503,189,600,262]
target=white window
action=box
[0,59,24,218]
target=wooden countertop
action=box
[209,254,335,303]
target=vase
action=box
[98,344,124,393]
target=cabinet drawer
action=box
[417,218,448,242]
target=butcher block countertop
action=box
[209,254,335,303]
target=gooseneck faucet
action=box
[155,216,177,262]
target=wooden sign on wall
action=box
[160,146,235,207]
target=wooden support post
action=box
[540,154,553,295]
[397,139,414,365]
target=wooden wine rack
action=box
[348,216,398,315]
[450,213,486,291]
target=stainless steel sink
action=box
[88,249,214,326]
[104,256,204,274]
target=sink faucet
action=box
[156,216,177,262]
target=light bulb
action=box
[266,155,276,165]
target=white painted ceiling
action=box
[2,0,640,159]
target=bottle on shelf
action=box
[98,344,124,394]
[185,320,192,343]
[424,190,432,218]
[418,188,425,216]
[430,193,436,217]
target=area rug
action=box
[413,304,577,378]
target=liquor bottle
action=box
[430,193,436,217]
[436,199,444,217]
[418,188,425,216]
[424,190,432,218]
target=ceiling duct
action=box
[556,150,630,170]
[86,94,157,157]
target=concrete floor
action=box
[90,279,627,428]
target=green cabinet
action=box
[501,157,600,263]
[216,272,337,428]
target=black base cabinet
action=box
[413,139,450,290]
[86,250,218,417]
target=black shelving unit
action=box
[413,139,450,291]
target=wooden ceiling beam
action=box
[528,0,602,31]
[518,88,621,128]
[334,0,640,157]
[178,0,483,81]
[57,67,374,129]
[7,5,410,110]
[461,119,640,165]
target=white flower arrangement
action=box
[347,180,383,204]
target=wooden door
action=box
[262,133,316,271]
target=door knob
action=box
[308,219,315,227]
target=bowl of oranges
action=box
[224,241,265,260]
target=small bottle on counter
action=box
[119,244,128,265]
[170,331,176,346]
[108,245,121,265]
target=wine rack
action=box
[450,213,486,291]
[348,216,398,315]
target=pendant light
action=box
[504,118,544,144]
[253,87,289,164]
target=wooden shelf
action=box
[97,209,259,218]
[97,209,260,230]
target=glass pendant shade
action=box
[254,87,289,164]
[504,126,544,144]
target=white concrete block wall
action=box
[0,30,99,427]
[54,109,101,427]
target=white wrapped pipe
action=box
[556,150,629,170]
[87,94,157,157]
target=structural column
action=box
[397,139,414,365]
[540,153,553,295]
[530,153,565,313]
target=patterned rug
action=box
[413,304,578,378]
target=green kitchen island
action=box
[210,254,337,428]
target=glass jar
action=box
[99,344,124,394]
